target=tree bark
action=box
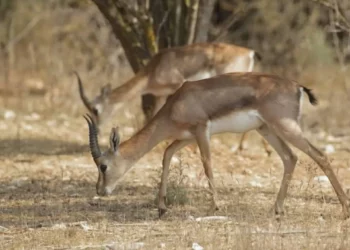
[91,0,217,121]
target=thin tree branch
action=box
[211,10,241,42]
[5,15,43,52]
[187,0,200,44]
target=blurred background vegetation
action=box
[0,0,349,120]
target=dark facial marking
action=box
[100,164,107,173]
[92,108,98,116]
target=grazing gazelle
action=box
[84,72,350,219]
[77,42,265,153]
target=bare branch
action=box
[187,0,200,44]
[5,15,43,52]
[311,0,350,33]
[211,9,242,42]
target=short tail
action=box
[254,51,262,61]
[301,86,318,105]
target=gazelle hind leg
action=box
[262,138,273,157]
[273,119,350,219]
[158,139,194,218]
[237,132,272,157]
[256,125,298,216]
[237,132,248,152]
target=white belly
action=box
[187,70,215,81]
[175,110,264,140]
[210,110,263,134]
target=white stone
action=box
[195,216,228,222]
[324,144,335,154]
[313,175,330,183]
[4,110,16,120]
[192,242,204,250]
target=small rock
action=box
[21,123,33,131]
[106,242,145,250]
[171,156,180,164]
[192,242,204,250]
[317,214,326,224]
[195,216,228,222]
[324,144,335,154]
[230,145,239,152]
[4,110,16,120]
[52,223,67,229]
[313,175,330,184]
[249,180,262,187]
[79,221,92,231]
[187,215,195,221]
[242,169,253,175]
[24,113,41,121]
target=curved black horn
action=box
[83,114,101,160]
[75,71,93,113]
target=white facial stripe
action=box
[95,103,103,114]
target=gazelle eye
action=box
[100,164,107,173]
[92,108,98,116]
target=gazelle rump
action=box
[84,72,350,219]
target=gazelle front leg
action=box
[158,139,193,218]
[195,123,219,212]
[237,132,248,152]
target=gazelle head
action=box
[75,72,114,130]
[84,114,129,196]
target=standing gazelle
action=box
[84,72,350,219]
[77,42,266,153]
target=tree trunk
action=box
[91,0,217,122]
[194,0,216,42]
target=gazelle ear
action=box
[101,84,112,96]
[109,127,120,153]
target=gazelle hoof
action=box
[158,207,167,218]
[268,205,285,220]
[342,203,350,220]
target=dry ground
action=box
[1,70,350,250]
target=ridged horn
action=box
[83,114,101,160]
[75,71,93,113]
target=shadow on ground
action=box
[0,138,88,156]
[0,178,342,228]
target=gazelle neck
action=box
[109,71,148,103]
[119,114,173,165]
